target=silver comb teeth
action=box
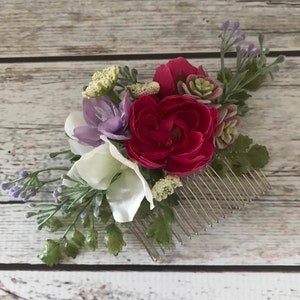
[129,164,271,262]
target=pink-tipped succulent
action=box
[215,104,240,149]
[177,74,223,104]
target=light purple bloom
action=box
[232,21,240,31]
[222,20,230,30]
[19,170,29,178]
[80,211,87,219]
[247,43,255,52]
[73,93,131,147]
[233,33,246,44]
[93,207,99,218]
[249,48,261,57]
[22,189,37,202]
[0,182,11,191]
[9,186,22,198]
[239,48,247,57]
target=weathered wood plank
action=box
[1,271,300,300]
[0,0,299,58]
[1,199,300,265]
[0,57,299,265]
[0,57,299,175]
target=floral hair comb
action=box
[0,21,284,266]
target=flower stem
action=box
[220,52,225,83]
[107,90,121,104]
[62,199,93,239]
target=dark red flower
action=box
[125,94,217,176]
[153,57,207,98]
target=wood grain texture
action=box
[0,0,299,58]
[1,271,300,300]
[0,57,299,265]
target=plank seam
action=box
[0,264,300,272]
[0,51,299,64]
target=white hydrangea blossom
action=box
[151,175,182,202]
[83,65,119,98]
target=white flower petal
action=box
[64,111,87,138]
[101,135,154,209]
[62,161,81,187]
[107,169,146,222]
[75,143,122,190]
[68,139,93,155]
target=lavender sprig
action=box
[0,167,69,202]
[218,21,285,110]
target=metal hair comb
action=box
[128,159,271,261]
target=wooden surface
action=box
[0,0,300,299]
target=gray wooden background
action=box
[0,0,300,299]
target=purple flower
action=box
[19,170,29,178]
[232,21,240,31]
[249,48,261,57]
[0,182,12,191]
[233,33,246,44]
[80,211,87,219]
[9,186,22,198]
[248,43,255,52]
[71,93,131,147]
[222,20,230,30]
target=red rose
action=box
[153,57,206,98]
[125,94,217,176]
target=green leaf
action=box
[210,157,228,178]
[242,59,266,91]
[147,214,172,247]
[43,217,63,232]
[117,66,139,89]
[231,91,252,102]
[247,144,270,169]
[161,206,175,224]
[38,239,62,267]
[26,211,38,218]
[71,229,85,247]
[64,240,80,259]
[163,192,179,207]
[217,67,233,83]
[233,135,253,153]
[104,223,126,255]
[99,198,112,224]
[81,215,90,228]
[136,198,151,218]
[85,228,98,251]
[237,102,250,116]
[231,155,251,176]
[140,167,164,186]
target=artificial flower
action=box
[126,94,217,176]
[64,136,154,223]
[153,57,206,98]
[64,93,131,153]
